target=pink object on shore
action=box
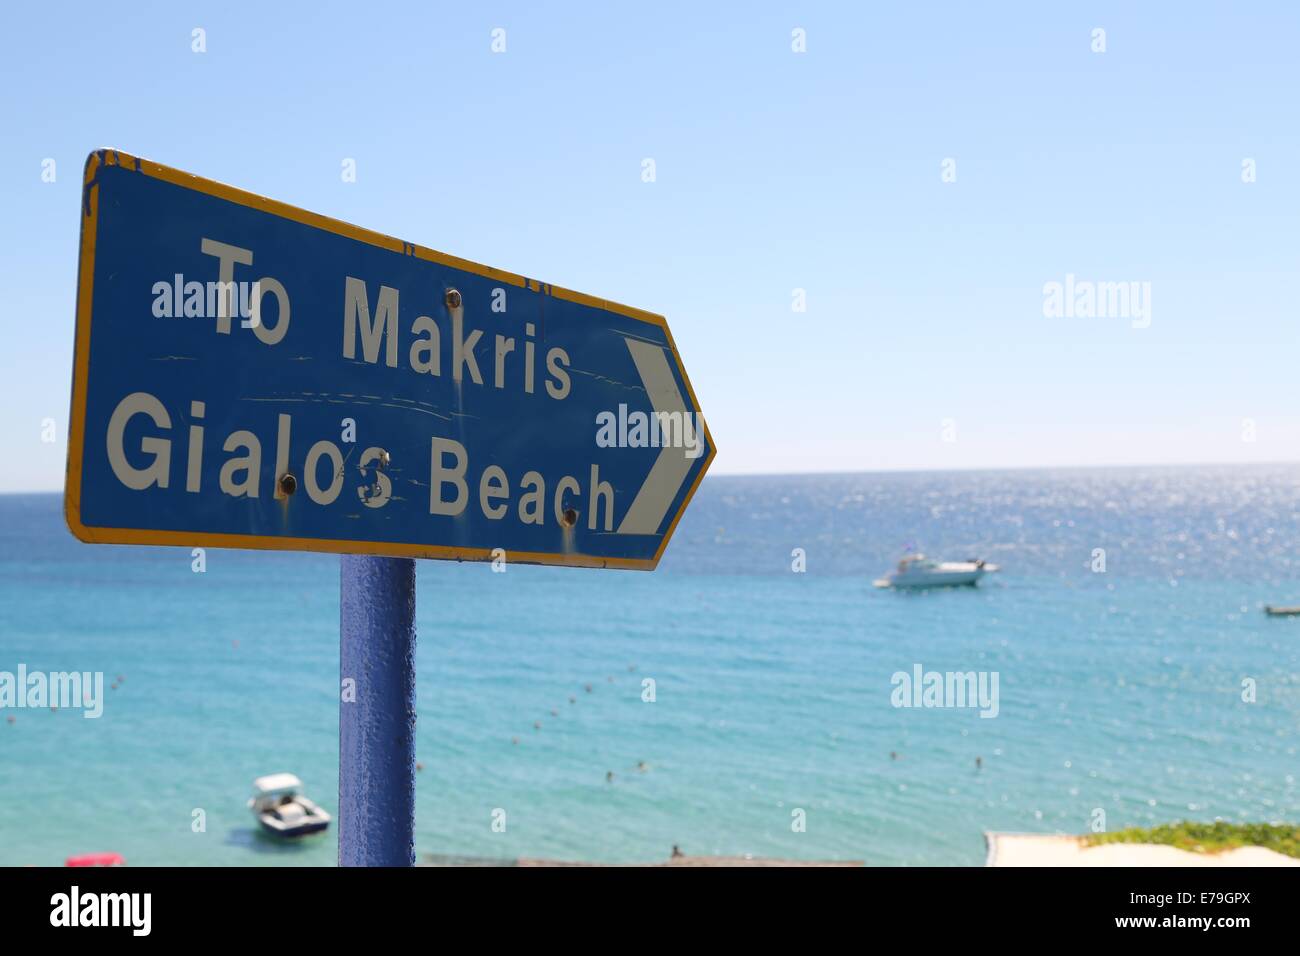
[65,852,125,867]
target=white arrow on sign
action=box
[616,338,696,536]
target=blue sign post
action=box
[339,555,416,866]
[66,149,715,865]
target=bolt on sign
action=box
[66,150,714,569]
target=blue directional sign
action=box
[66,150,714,570]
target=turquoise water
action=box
[2,465,1299,866]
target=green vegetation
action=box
[1086,822,1300,859]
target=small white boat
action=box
[1265,605,1300,617]
[874,554,998,589]
[248,774,331,838]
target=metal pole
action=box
[339,555,417,866]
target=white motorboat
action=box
[874,554,998,589]
[248,773,331,838]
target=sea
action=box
[1,464,1298,866]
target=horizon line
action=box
[705,456,1300,480]
[6,456,1300,496]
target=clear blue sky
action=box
[2,1,1298,491]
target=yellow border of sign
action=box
[65,149,716,571]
